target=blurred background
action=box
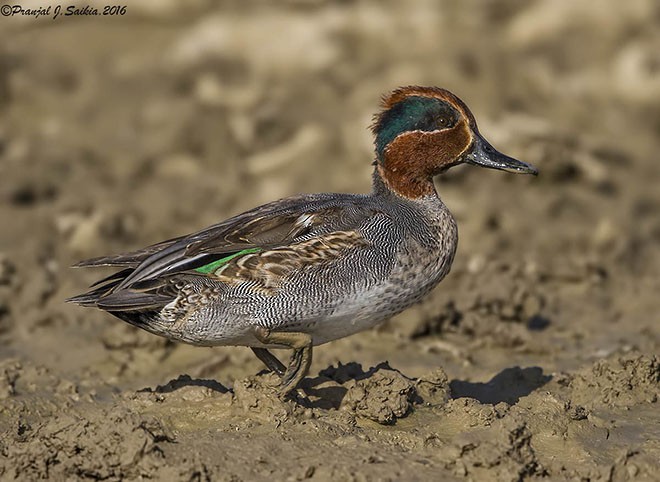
[1,0,659,480]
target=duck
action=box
[68,86,538,398]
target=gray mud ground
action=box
[1,1,659,481]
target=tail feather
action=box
[96,290,173,312]
[66,278,123,307]
[67,268,176,312]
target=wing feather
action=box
[72,236,183,268]
[69,193,383,309]
[112,195,372,290]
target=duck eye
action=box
[437,116,449,127]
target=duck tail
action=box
[66,268,133,307]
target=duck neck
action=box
[371,165,437,200]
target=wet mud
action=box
[1,1,659,480]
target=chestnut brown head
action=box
[371,86,537,198]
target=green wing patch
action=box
[194,248,262,274]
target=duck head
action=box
[372,86,538,199]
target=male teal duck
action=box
[68,86,538,397]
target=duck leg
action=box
[251,347,286,376]
[253,326,313,397]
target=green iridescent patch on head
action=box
[374,96,459,162]
[194,247,262,274]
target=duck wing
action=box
[72,237,185,268]
[68,193,381,309]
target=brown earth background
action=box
[1,0,659,480]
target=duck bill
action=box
[464,133,538,175]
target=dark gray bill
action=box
[464,133,538,175]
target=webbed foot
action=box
[252,327,313,398]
